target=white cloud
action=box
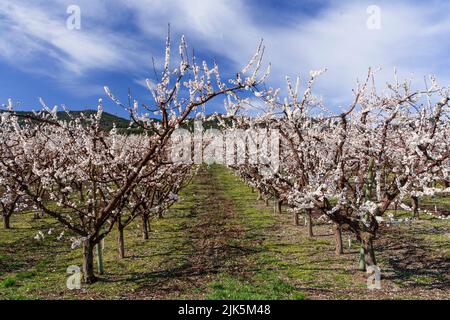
[123,0,261,66]
[262,1,450,104]
[122,0,450,105]
[0,0,145,76]
[1,0,450,106]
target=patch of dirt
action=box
[126,167,258,299]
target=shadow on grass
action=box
[377,225,450,291]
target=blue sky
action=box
[1,0,450,118]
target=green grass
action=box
[421,194,450,206]
[0,192,200,299]
[1,278,16,288]
[205,274,304,300]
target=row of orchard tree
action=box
[0,33,268,284]
[229,69,449,270]
[1,32,449,283]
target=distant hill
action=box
[4,110,236,133]
[8,110,138,133]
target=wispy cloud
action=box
[116,0,450,104]
[0,0,146,76]
[1,0,450,108]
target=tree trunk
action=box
[82,240,96,284]
[363,236,377,266]
[3,214,10,229]
[306,209,313,238]
[265,198,269,207]
[276,200,282,214]
[118,224,125,259]
[333,224,343,255]
[257,191,262,201]
[412,196,419,219]
[142,215,150,240]
[294,212,300,226]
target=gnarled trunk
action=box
[3,214,10,229]
[294,212,300,226]
[142,215,150,240]
[82,240,96,284]
[362,234,377,267]
[333,224,343,255]
[412,196,419,219]
[118,223,125,259]
[275,200,282,214]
